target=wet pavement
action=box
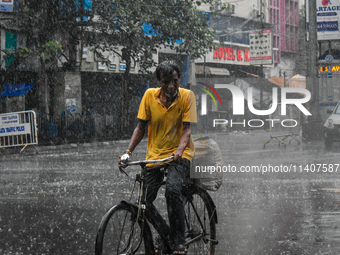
[1,131,340,255]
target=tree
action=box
[5,0,84,114]
[88,0,224,133]
[17,0,80,71]
[91,0,223,71]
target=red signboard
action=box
[213,47,250,62]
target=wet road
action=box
[1,131,340,255]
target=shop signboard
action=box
[76,0,92,21]
[120,62,126,71]
[0,0,13,12]
[249,29,273,65]
[195,43,250,66]
[307,0,340,40]
[319,64,340,72]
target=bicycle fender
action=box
[120,200,139,210]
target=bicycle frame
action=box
[127,156,218,247]
[116,157,175,254]
[121,156,173,252]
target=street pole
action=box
[283,71,286,87]
[79,0,85,72]
[259,0,264,110]
[306,0,322,139]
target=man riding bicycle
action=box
[119,60,197,255]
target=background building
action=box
[0,0,307,142]
[266,0,300,79]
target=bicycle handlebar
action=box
[119,156,174,176]
[126,156,174,166]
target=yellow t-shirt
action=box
[137,87,197,161]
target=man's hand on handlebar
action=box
[119,149,132,165]
[119,153,130,167]
[171,149,183,163]
[118,150,132,175]
[118,155,174,176]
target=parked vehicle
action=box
[323,101,340,148]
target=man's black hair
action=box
[155,60,181,81]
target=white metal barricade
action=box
[0,110,38,152]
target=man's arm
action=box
[119,120,147,166]
[173,123,191,162]
[127,120,147,153]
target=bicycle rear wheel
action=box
[95,202,144,255]
[184,187,216,255]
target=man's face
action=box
[160,71,180,100]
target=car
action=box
[323,101,340,148]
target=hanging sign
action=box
[307,0,340,40]
[249,29,273,65]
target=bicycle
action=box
[95,156,218,255]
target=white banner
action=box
[0,123,31,137]
[1,113,19,126]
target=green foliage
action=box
[0,41,63,71]
[1,47,29,61]
[90,0,224,73]
[40,41,63,62]
[17,47,30,58]
[1,47,30,71]
[15,0,224,73]
[299,4,306,18]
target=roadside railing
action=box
[0,110,38,152]
[36,110,137,145]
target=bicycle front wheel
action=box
[184,187,217,255]
[95,202,144,255]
